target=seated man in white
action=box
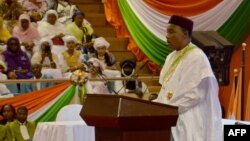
[20,63,54,93]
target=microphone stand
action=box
[83,61,119,95]
[96,71,119,95]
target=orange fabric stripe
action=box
[143,0,222,16]
[0,81,71,114]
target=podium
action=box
[80,94,178,141]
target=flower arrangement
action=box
[70,69,88,86]
[70,69,89,104]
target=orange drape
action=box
[0,81,71,114]
[143,0,222,16]
[103,0,160,73]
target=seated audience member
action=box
[2,37,33,79]
[13,14,40,59]
[31,37,59,69]
[80,34,96,61]
[0,17,12,44]
[66,11,94,44]
[22,0,48,15]
[87,58,110,94]
[37,9,70,45]
[56,0,78,24]
[20,63,54,93]
[0,104,16,125]
[60,35,83,73]
[93,37,116,70]
[8,106,36,141]
[0,0,24,32]
[0,60,11,95]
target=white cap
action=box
[93,37,110,50]
[63,35,77,46]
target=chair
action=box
[56,104,85,123]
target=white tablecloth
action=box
[33,121,95,141]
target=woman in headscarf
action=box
[13,14,40,44]
[37,9,70,45]
[0,17,12,44]
[93,37,116,70]
[13,14,40,59]
[60,35,83,73]
[2,37,33,79]
[31,37,59,68]
[22,0,48,15]
[66,10,94,44]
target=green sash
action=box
[162,44,196,88]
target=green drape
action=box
[35,85,76,122]
[118,0,172,66]
[218,0,250,46]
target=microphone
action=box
[81,61,94,72]
[83,60,119,95]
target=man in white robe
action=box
[154,15,222,141]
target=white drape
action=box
[127,0,242,41]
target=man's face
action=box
[16,109,28,123]
[166,24,187,51]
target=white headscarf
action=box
[44,9,58,22]
[93,37,110,50]
[63,35,77,46]
[19,14,30,22]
